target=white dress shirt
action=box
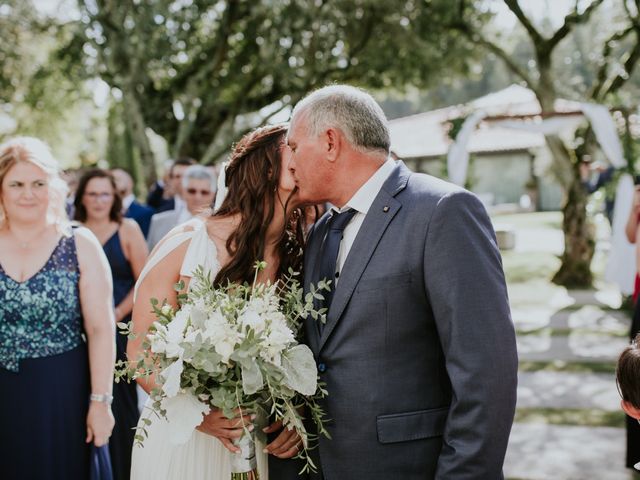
[174,195,186,212]
[177,206,193,224]
[332,159,396,283]
[121,193,135,212]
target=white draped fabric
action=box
[213,162,228,212]
[579,103,626,168]
[446,102,626,184]
[446,110,485,186]
[491,116,583,137]
[605,173,636,295]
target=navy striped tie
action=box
[316,208,357,319]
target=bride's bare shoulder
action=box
[170,218,203,235]
[203,215,238,241]
[145,238,190,279]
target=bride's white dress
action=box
[130,219,269,479]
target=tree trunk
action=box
[552,161,594,287]
[105,100,147,196]
[122,87,156,187]
[543,134,595,288]
[536,72,594,288]
[121,117,146,197]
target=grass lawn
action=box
[501,251,561,284]
[491,211,563,230]
[491,210,610,285]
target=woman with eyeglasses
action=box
[75,168,149,480]
[0,138,115,479]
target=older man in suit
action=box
[275,85,518,479]
[146,164,216,249]
[149,157,197,213]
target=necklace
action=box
[9,225,51,249]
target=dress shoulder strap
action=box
[180,219,219,280]
[133,218,218,301]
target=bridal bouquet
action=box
[118,262,329,478]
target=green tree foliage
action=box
[0,0,104,166]
[70,0,489,172]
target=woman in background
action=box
[75,168,148,480]
[0,137,115,479]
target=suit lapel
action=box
[317,162,411,351]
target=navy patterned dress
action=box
[0,233,111,479]
[103,230,139,480]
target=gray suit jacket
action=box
[277,162,517,479]
[146,209,182,250]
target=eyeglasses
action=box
[186,188,212,196]
[84,192,114,201]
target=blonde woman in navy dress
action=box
[0,137,116,479]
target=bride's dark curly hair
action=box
[213,123,305,286]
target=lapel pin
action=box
[383,206,390,212]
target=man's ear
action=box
[325,127,341,162]
[622,399,640,419]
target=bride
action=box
[128,124,308,479]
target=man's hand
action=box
[263,420,303,459]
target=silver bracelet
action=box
[90,393,113,405]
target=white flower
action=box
[201,309,226,341]
[189,299,208,329]
[215,336,236,364]
[161,358,184,398]
[161,392,210,445]
[239,307,265,334]
[266,311,288,329]
[161,304,173,316]
[148,323,169,354]
[164,306,191,358]
[268,321,295,348]
[261,320,295,366]
[200,308,242,363]
[248,294,270,315]
[183,328,199,344]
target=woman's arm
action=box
[626,186,640,243]
[128,238,188,393]
[636,223,640,274]
[75,227,116,447]
[114,219,149,322]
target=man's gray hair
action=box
[182,165,217,191]
[292,84,390,155]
